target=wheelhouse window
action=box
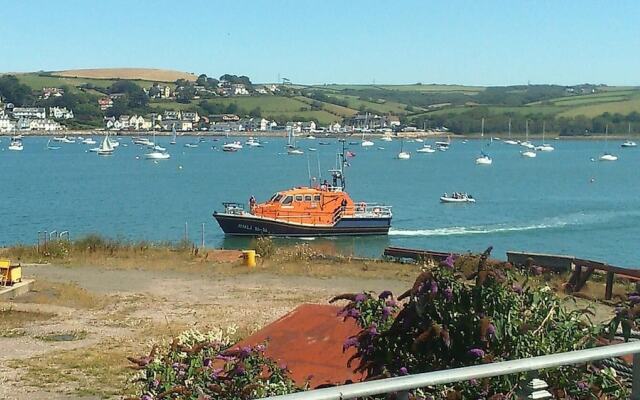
[313,195,321,202]
[294,195,303,202]
[304,195,312,202]
[282,195,293,205]
[269,193,282,202]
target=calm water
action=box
[1,136,639,267]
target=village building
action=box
[163,110,181,120]
[12,107,46,119]
[0,115,15,132]
[41,87,65,99]
[181,111,200,123]
[98,97,113,110]
[49,106,74,119]
[210,121,243,132]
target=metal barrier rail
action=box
[262,341,640,400]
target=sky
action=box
[1,0,639,86]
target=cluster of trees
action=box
[0,75,34,106]
[197,99,260,118]
[412,108,640,136]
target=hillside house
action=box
[161,119,192,131]
[98,97,113,110]
[163,110,181,120]
[129,115,151,130]
[181,111,200,123]
[49,106,74,120]
[210,114,240,122]
[230,84,249,95]
[12,107,46,119]
[42,87,64,99]
[240,117,270,131]
[301,121,317,132]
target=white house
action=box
[13,107,46,119]
[329,122,341,132]
[29,118,62,131]
[0,116,15,132]
[182,111,200,123]
[301,121,317,132]
[231,84,249,96]
[164,110,181,120]
[49,106,74,120]
[129,115,147,130]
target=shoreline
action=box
[1,130,638,140]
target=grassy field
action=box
[313,83,484,94]
[51,68,197,82]
[16,73,157,92]
[558,96,640,118]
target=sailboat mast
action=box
[508,118,511,139]
[525,120,529,141]
[542,121,546,142]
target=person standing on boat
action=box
[249,196,256,212]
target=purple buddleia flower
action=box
[429,280,438,294]
[577,381,588,391]
[203,358,212,367]
[443,287,453,302]
[378,290,393,299]
[239,346,252,358]
[151,380,159,388]
[629,295,640,305]
[468,348,485,358]
[255,344,266,352]
[355,293,366,303]
[141,395,153,400]
[343,337,358,351]
[469,378,478,386]
[348,308,361,318]
[399,367,408,375]
[512,283,523,294]
[487,324,496,339]
[235,365,245,375]
[368,323,379,336]
[382,306,392,318]
[444,254,455,268]
[386,299,398,308]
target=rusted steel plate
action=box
[233,304,364,387]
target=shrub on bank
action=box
[334,247,628,399]
[127,327,305,400]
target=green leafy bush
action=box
[334,248,628,399]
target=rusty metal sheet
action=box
[233,303,364,387]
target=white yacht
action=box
[8,139,23,151]
[599,125,618,161]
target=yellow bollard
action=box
[242,250,257,268]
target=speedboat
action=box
[440,193,476,203]
[380,136,393,142]
[306,135,316,140]
[621,140,637,148]
[599,153,618,161]
[475,153,492,165]
[144,150,170,160]
[503,139,519,145]
[535,144,554,151]
[184,143,199,148]
[520,141,535,149]
[53,136,75,144]
[223,142,243,151]
[213,146,392,236]
[82,138,97,145]
[308,147,317,152]
[8,140,23,151]
[416,145,436,153]
[521,150,537,158]
[415,138,424,143]
[397,151,411,159]
[361,140,374,147]
[245,137,262,147]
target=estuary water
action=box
[1,136,639,267]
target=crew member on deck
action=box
[249,195,256,211]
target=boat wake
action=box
[389,211,640,237]
[389,223,565,237]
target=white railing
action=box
[262,341,640,400]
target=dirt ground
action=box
[0,255,418,400]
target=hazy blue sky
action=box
[1,0,638,85]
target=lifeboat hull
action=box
[213,212,391,236]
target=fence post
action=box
[37,231,41,253]
[201,223,205,248]
[605,271,615,300]
[633,353,640,400]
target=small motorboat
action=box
[397,151,410,159]
[184,143,199,148]
[133,137,154,146]
[288,148,304,155]
[319,142,332,145]
[308,147,317,152]
[534,144,554,152]
[245,137,262,147]
[306,135,316,140]
[223,142,243,151]
[53,136,75,144]
[416,145,436,153]
[521,150,537,158]
[8,140,23,151]
[46,139,61,150]
[621,140,637,148]
[151,144,166,151]
[599,153,618,161]
[503,140,519,145]
[440,193,476,203]
[380,136,393,142]
[144,150,170,160]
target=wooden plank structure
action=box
[383,246,459,262]
[384,247,639,301]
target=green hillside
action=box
[4,71,640,134]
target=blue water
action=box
[1,136,639,267]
